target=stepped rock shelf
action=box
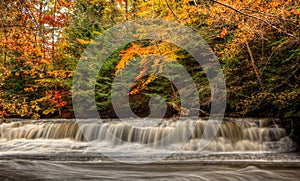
[0,118,299,165]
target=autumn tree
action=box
[0,0,73,118]
[0,0,298,119]
[199,0,300,117]
[106,0,300,118]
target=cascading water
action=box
[0,118,297,154]
[0,118,299,180]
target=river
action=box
[0,118,299,180]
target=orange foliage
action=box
[0,0,73,118]
[116,41,181,95]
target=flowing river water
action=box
[0,118,299,180]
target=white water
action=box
[0,118,296,153]
[0,118,299,180]
[0,161,299,180]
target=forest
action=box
[0,0,299,120]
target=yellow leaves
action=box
[88,0,104,6]
[116,43,145,75]
[35,79,51,84]
[47,70,60,77]
[30,101,40,112]
[38,73,44,78]
[93,31,101,35]
[292,8,300,16]
[24,87,34,92]
[36,92,52,103]
[76,38,90,45]
[116,40,183,95]
[11,99,41,118]
[116,41,180,75]
[42,107,56,115]
[129,74,158,95]
[0,0,74,119]
[36,92,59,115]
[76,38,95,45]
[60,41,68,48]
[46,70,73,78]
[39,58,50,64]
[143,74,158,86]
[206,0,298,39]
[35,51,44,57]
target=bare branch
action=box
[165,0,181,23]
[165,0,198,32]
[245,41,262,86]
[211,0,296,37]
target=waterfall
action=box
[0,118,296,152]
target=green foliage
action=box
[0,0,299,119]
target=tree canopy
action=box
[0,0,299,119]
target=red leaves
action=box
[51,91,67,108]
[40,13,67,27]
[53,91,62,99]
